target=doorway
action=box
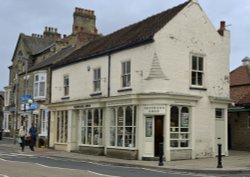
[154,116,164,156]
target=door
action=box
[154,116,164,156]
[215,109,226,155]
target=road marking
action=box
[35,163,121,177]
[87,171,120,177]
[0,174,9,177]
[141,168,166,173]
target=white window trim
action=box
[33,71,46,100]
[63,75,69,97]
[93,68,101,93]
[190,53,206,89]
[121,60,131,88]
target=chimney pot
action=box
[220,21,226,31]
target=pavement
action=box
[1,138,250,174]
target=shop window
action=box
[40,110,48,136]
[81,109,103,145]
[170,106,190,148]
[110,106,136,148]
[56,111,68,143]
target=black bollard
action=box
[217,144,223,168]
[158,142,164,166]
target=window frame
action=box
[33,71,46,99]
[190,54,205,88]
[80,109,103,146]
[56,111,68,143]
[109,106,136,148]
[63,75,69,97]
[93,68,101,92]
[215,108,224,119]
[121,61,131,88]
[170,106,191,149]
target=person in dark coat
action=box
[29,123,37,151]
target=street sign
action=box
[21,95,32,103]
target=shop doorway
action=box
[154,116,164,156]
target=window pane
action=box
[198,57,203,71]
[81,127,86,144]
[170,140,178,147]
[94,109,99,126]
[118,108,123,126]
[125,127,132,147]
[170,133,179,139]
[197,72,203,85]
[88,111,92,126]
[192,56,197,70]
[87,127,92,144]
[171,106,179,127]
[125,107,132,126]
[145,117,153,137]
[180,140,189,147]
[216,109,223,118]
[117,127,123,147]
[110,127,116,146]
[93,127,99,145]
[39,82,45,96]
[191,72,196,85]
[181,107,189,127]
[110,109,116,126]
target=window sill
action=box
[34,97,46,101]
[190,87,207,91]
[117,87,132,92]
[90,92,102,97]
[61,96,70,100]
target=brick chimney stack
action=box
[73,7,98,35]
[43,26,61,40]
[218,21,226,36]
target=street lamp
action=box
[13,56,29,144]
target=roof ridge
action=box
[53,0,191,69]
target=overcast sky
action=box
[0,0,249,91]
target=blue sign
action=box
[29,102,37,110]
[21,95,33,103]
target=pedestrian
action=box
[18,126,26,152]
[29,123,37,151]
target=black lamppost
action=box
[13,56,29,144]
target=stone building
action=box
[48,0,230,161]
[3,7,100,144]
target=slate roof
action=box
[12,34,55,61]
[29,46,76,72]
[53,0,191,69]
[230,65,250,105]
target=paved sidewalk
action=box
[1,138,250,174]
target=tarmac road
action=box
[0,157,110,177]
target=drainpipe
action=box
[108,54,111,97]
